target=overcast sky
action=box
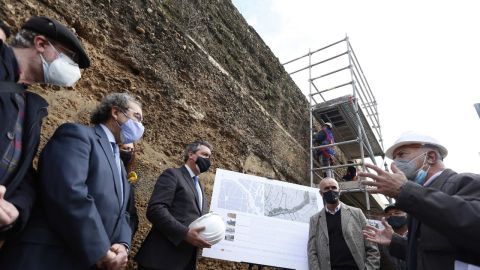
[232,0,480,174]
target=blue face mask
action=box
[394,152,430,185]
[414,165,430,185]
[116,110,144,144]
[120,118,144,144]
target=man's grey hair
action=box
[183,140,213,162]
[11,29,67,48]
[90,93,141,125]
[11,29,38,48]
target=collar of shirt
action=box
[423,170,444,187]
[184,164,196,179]
[325,202,342,215]
[99,124,116,148]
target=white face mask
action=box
[40,43,81,87]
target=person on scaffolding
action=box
[314,122,336,177]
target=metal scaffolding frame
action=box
[283,36,385,211]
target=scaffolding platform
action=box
[339,181,386,212]
[283,36,389,212]
[312,95,384,160]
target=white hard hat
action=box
[385,131,448,160]
[324,122,333,128]
[188,212,226,245]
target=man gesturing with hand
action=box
[359,132,480,270]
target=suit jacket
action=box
[0,40,49,238]
[0,124,131,270]
[308,202,380,270]
[390,169,480,270]
[135,166,208,270]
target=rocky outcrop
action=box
[1,0,309,268]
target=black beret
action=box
[0,20,11,38]
[22,16,90,68]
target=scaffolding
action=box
[283,36,385,211]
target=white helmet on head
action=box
[385,131,448,160]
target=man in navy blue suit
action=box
[0,93,144,270]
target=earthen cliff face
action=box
[1,0,309,268]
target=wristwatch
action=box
[121,243,130,255]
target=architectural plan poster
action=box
[202,169,324,270]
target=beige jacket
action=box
[308,202,380,270]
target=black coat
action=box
[390,169,480,270]
[0,41,48,237]
[0,124,132,269]
[135,166,208,270]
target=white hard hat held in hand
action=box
[189,212,226,245]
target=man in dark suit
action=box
[0,93,144,269]
[361,132,480,270]
[0,16,90,248]
[135,140,213,270]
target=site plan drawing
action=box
[203,169,323,270]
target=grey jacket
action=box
[308,202,380,270]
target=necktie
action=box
[111,142,124,205]
[193,175,203,210]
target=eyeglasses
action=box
[48,41,78,63]
[124,108,143,123]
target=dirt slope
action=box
[1,0,309,269]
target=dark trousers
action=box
[137,249,196,270]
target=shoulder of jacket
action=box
[343,204,362,214]
[310,211,322,224]
[162,167,185,179]
[55,123,91,137]
[25,91,49,108]
[57,122,87,131]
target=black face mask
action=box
[387,216,407,229]
[120,150,133,167]
[195,156,211,173]
[322,190,340,204]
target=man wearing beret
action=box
[0,16,90,249]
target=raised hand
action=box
[362,217,394,246]
[359,163,408,198]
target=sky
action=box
[232,0,480,173]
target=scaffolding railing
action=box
[283,36,385,211]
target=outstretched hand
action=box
[358,163,408,198]
[363,217,394,246]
